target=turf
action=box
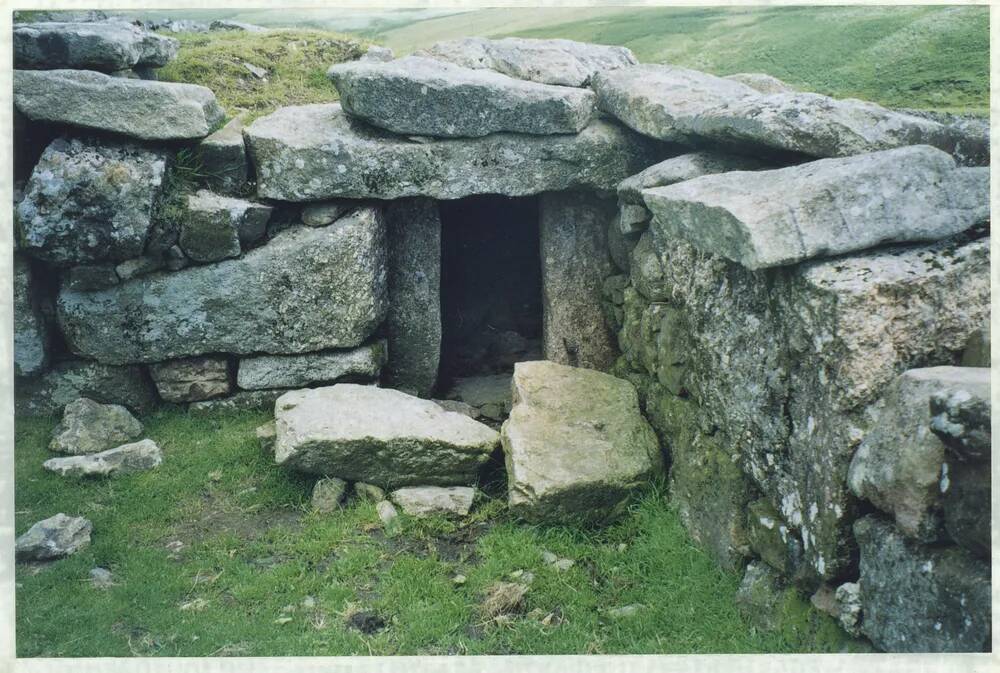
[15,410,861,656]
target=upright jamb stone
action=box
[383,198,442,397]
[540,191,618,371]
[14,254,49,377]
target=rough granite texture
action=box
[56,208,387,364]
[15,360,158,416]
[244,103,667,201]
[14,255,49,377]
[43,438,163,477]
[14,20,178,71]
[237,341,386,390]
[148,356,231,402]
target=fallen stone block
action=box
[643,145,987,269]
[855,515,990,652]
[149,356,231,403]
[390,486,476,517]
[328,55,596,137]
[417,36,636,87]
[14,20,178,71]
[500,360,662,524]
[15,513,93,561]
[311,477,348,513]
[16,137,167,266]
[245,103,666,201]
[14,69,224,140]
[274,384,499,488]
[43,439,162,477]
[49,397,144,455]
[57,208,387,364]
[237,341,386,390]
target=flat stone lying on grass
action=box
[14,20,178,71]
[15,513,92,561]
[688,91,978,162]
[43,439,162,477]
[500,361,662,525]
[50,397,143,455]
[723,72,795,94]
[179,190,272,263]
[197,112,250,194]
[643,145,987,270]
[57,208,387,364]
[149,356,231,403]
[15,360,158,416]
[245,103,665,201]
[417,36,637,87]
[16,137,167,266]
[237,341,386,390]
[14,69,225,140]
[188,389,288,415]
[328,55,596,137]
[274,384,500,489]
[592,64,759,143]
[854,515,990,652]
[390,486,476,517]
[443,374,512,421]
[311,477,348,513]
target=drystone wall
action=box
[11,20,991,653]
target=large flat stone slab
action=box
[643,145,987,270]
[592,64,759,143]
[617,151,768,204]
[14,69,224,140]
[328,55,595,137]
[689,91,975,162]
[244,103,665,201]
[43,439,163,477]
[15,21,178,71]
[500,361,662,524]
[416,37,636,87]
[15,513,92,561]
[56,208,387,364]
[274,384,499,488]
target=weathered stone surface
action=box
[390,486,475,517]
[383,198,441,397]
[500,361,661,525]
[746,498,805,579]
[14,255,49,377]
[855,515,990,652]
[114,256,163,281]
[444,375,512,422]
[43,439,162,477]
[592,64,759,143]
[929,370,991,462]
[617,203,650,234]
[617,151,767,204]
[15,360,158,416]
[354,482,387,503]
[539,191,618,371]
[723,72,795,94]
[274,384,500,488]
[377,500,401,536]
[360,45,394,62]
[690,92,971,161]
[149,356,231,403]
[301,200,356,227]
[14,21,178,71]
[14,69,224,140]
[49,398,144,455]
[329,56,595,137]
[643,146,987,270]
[432,400,481,419]
[417,37,636,87]
[197,112,249,194]
[16,137,167,266]
[940,457,990,559]
[179,190,272,262]
[311,477,348,513]
[617,228,989,583]
[188,389,287,415]
[15,513,92,561]
[237,341,385,390]
[256,421,276,454]
[959,324,990,367]
[64,265,119,291]
[57,208,387,364]
[245,103,666,201]
[848,367,989,541]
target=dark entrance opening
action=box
[438,195,543,387]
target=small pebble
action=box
[452,574,467,585]
[607,604,643,618]
[89,567,114,589]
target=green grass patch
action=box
[16,409,860,655]
[155,29,368,118]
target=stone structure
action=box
[11,32,990,652]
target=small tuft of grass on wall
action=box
[155,29,368,119]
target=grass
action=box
[15,409,860,656]
[155,29,367,118]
